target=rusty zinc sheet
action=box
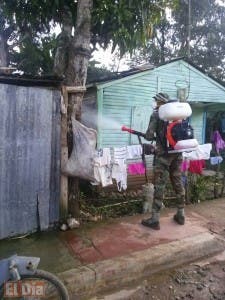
[0,82,61,239]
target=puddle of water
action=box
[0,230,80,274]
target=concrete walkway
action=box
[1,199,225,299]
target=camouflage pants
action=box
[152,153,185,211]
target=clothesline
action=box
[92,144,143,191]
[181,130,225,174]
[93,132,225,188]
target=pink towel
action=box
[128,163,145,175]
[180,160,190,172]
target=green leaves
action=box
[10,33,57,75]
[127,0,225,82]
[92,0,174,56]
[1,0,177,74]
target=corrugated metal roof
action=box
[88,57,225,88]
[0,72,63,87]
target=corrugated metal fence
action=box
[0,81,61,239]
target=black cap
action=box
[153,92,170,103]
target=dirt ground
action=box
[93,257,225,300]
[130,260,225,300]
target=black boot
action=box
[141,212,160,230]
[173,213,185,225]
[141,217,160,230]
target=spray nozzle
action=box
[121,125,134,133]
[121,125,145,137]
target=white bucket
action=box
[174,139,199,150]
[159,102,192,121]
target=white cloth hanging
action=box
[112,161,127,192]
[126,145,142,159]
[210,156,223,165]
[112,147,128,191]
[93,165,113,187]
[94,148,111,166]
[92,147,113,187]
[182,143,212,160]
[113,146,127,162]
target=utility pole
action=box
[187,0,191,58]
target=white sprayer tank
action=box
[159,101,192,121]
[158,100,198,152]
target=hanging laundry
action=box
[112,147,128,191]
[211,131,225,154]
[94,148,111,166]
[181,174,188,187]
[182,144,212,161]
[210,156,223,165]
[128,162,145,175]
[126,145,142,159]
[180,160,190,172]
[93,165,113,187]
[188,160,205,174]
[113,146,127,162]
[112,162,127,192]
[92,147,113,187]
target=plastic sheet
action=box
[62,118,97,181]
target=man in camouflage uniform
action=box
[141,93,185,230]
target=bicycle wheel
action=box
[0,269,69,300]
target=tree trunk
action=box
[55,0,93,217]
[0,32,9,67]
[67,92,83,217]
[65,0,92,87]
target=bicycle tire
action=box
[0,269,69,300]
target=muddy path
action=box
[93,256,225,300]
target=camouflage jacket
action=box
[145,110,167,155]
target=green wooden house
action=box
[83,58,225,188]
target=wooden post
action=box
[67,86,86,217]
[60,85,87,218]
[60,86,69,217]
[66,86,86,93]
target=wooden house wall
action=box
[86,60,225,191]
[151,61,225,103]
[97,77,154,148]
[96,70,155,188]
[0,83,61,239]
[97,60,225,149]
[190,106,204,144]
